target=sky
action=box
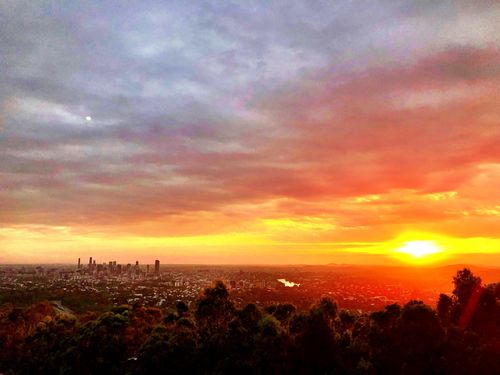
[1,1,499,265]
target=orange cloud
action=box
[1,46,499,264]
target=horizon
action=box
[1,1,499,266]
[2,257,500,269]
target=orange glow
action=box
[397,241,440,258]
[1,3,499,268]
[393,240,446,265]
[1,224,499,266]
[386,233,453,266]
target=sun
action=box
[397,240,440,258]
[392,239,447,265]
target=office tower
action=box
[78,258,81,269]
[154,260,160,276]
[89,257,92,268]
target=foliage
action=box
[0,268,498,374]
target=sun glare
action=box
[398,240,440,258]
[392,239,447,265]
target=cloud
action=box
[0,1,499,248]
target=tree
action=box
[175,301,189,317]
[253,315,289,374]
[195,281,235,372]
[265,303,295,325]
[367,304,402,374]
[289,299,340,373]
[437,293,453,323]
[453,268,482,305]
[195,281,234,333]
[452,268,483,329]
[134,318,199,375]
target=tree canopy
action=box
[0,269,498,375]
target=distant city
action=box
[2,261,499,314]
[74,257,162,279]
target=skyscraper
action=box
[154,260,160,276]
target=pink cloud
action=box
[2,47,499,242]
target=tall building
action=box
[89,257,92,269]
[154,260,160,276]
[78,258,81,269]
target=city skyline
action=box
[1,2,499,266]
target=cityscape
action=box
[1,261,499,373]
[2,260,499,313]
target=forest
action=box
[0,268,498,375]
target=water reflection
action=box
[277,278,300,287]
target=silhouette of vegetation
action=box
[0,268,498,374]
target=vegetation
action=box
[0,268,498,374]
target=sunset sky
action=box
[1,1,499,265]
